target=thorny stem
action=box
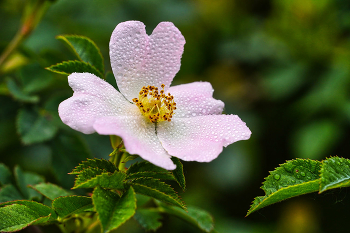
[0,0,51,68]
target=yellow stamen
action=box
[132,84,176,123]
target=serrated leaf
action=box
[157,202,214,233]
[73,171,126,190]
[0,204,51,232]
[14,166,44,200]
[93,186,136,233]
[73,167,105,188]
[320,157,350,193]
[70,158,117,175]
[0,185,24,203]
[57,35,104,75]
[0,200,57,220]
[50,133,92,189]
[17,108,58,145]
[130,178,185,210]
[171,157,186,191]
[30,183,72,200]
[46,60,103,79]
[6,78,39,103]
[0,163,12,186]
[127,161,175,181]
[134,208,162,231]
[52,196,93,218]
[247,159,321,216]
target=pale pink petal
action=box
[93,115,176,170]
[157,115,251,162]
[168,82,224,118]
[109,21,185,101]
[58,73,133,134]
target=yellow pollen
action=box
[132,84,176,123]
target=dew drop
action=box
[273,174,281,180]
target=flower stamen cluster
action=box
[132,84,177,123]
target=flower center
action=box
[132,84,176,123]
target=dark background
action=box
[1,0,350,232]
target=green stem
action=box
[0,0,51,68]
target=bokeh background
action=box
[1,0,350,232]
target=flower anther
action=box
[132,84,176,123]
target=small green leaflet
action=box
[0,185,24,203]
[52,196,93,218]
[30,183,72,200]
[57,35,104,75]
[73,171,126,190]
[0,163,12,186]
[6,78,39,103]
[134,208,163,231]
[320,157,350,193]
[93,186,136,233]
[46,60,104,79]
[130,178,185,210]
[247,159,321,216]
[70,158,117,174]
[14,166,44,201]
[171,158,186,191]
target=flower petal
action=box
[157,115,251,162]
[93,115,176,170]
[109,21,185,101]
[58,73,132,134]
[168,82,224,118]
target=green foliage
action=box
[171,157,186,191]
[70,158,117,174]
[6,78,39,103]
[320,157,350,192]
[46,60,104,79]
[17,108,58,145]
[0,163,12,186]
[0,185,24,203]
[126,161,175,181]
[92,186,136,233]
[74,171,126,189]
[130,178,185,210]
[0,204,52,232]
[134,208,163,231]
[248,157,350,216]
[30,183,72,200]
[52,196,93,218]
[14,166,44,201]
[156,201,214,232]
[57,35,104,75]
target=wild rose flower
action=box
[59,21,251,170]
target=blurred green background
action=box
[1,0,350,232]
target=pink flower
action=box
[59,21,251,170]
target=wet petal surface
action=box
[93,115,176,170]
[168,82,224,118]
[109,21,185,101]
[157,115,251,162]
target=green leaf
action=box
[0,163,12,186]
[6,78,39,103]
[320,157,350,193]
[46,60,103,79]
[93,186,136,233]
[19,63,54,94]
[30,183,72,200]
[0,204,51,232]
[17,108,58,145]
[0,200,56,218]
[0,185,24,202]
[70,158,117,174]
[157,202,214,233]
[127,161,175,180]
[171,157,186,191]
[14,166,44,200]
[52,196,93,218]
[134,208,162,231]
[57,35,104,75]
[73,167,105,188]
[50,133,92,189]
[247,159,321,216]
[73,171,126,190]
[130,178,185,210]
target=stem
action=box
[0,0,50,68]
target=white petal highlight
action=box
[168,82,224,118]
[109,21,185,101]
[157,115,251,162]
[93,115,176,170]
